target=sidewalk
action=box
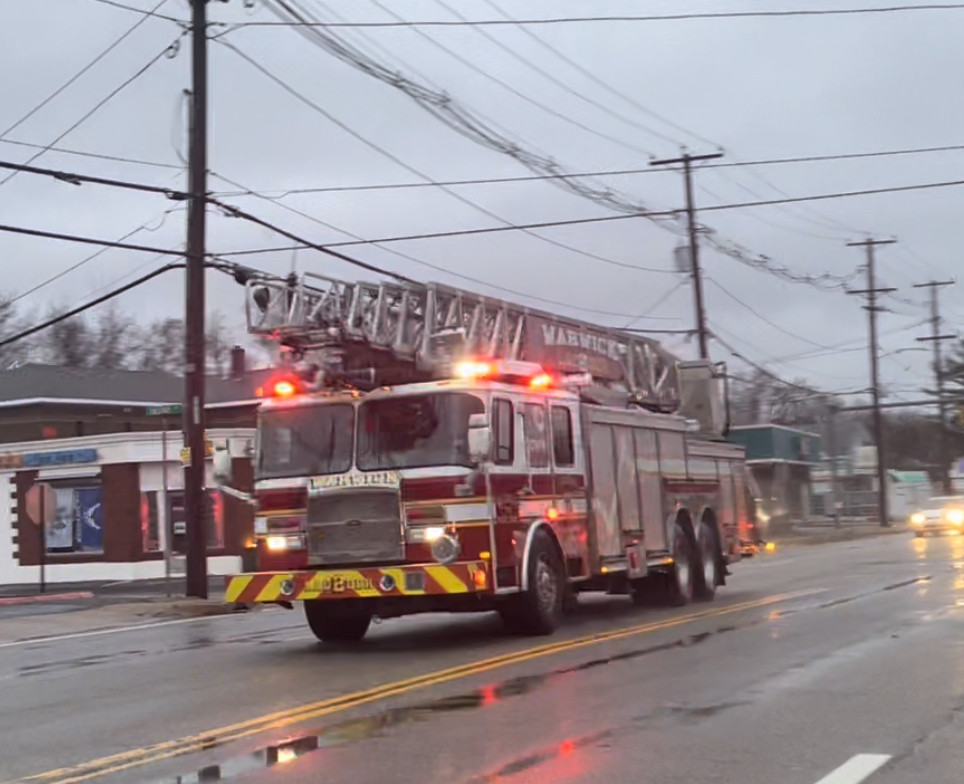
[769,520,908,547]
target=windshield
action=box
[257,404,354,479]
[357,392,485,470]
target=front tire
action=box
[304,601,372,643]
[500,528,565,635]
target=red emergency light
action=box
[256,378,300,398]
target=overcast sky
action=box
[2,0,962,405]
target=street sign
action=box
[146,404,182,417]
[25,483,57,527]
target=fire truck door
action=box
[587,423,622,558]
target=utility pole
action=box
[847,238,897,528]
[650,151,723,359]
[184,0,209,599]
[914,279,955,493]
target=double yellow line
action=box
[12,588,822,784]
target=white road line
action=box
[0,609,288,650]
[814,754,892,784]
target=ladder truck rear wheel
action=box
[668,522,697,606]
[500,529,565,636]
[696,522,721,601]
[304,601,372,643]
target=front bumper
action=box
[225,560,489,603]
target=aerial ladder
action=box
[237,269,729,437]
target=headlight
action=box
[910,513,925,525]
[407,526,446,543]
[265,534,305,551]
[947,509,964,525]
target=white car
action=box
[909,496,964,537]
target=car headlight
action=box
[947,509,964,525]
[910,513,925,525]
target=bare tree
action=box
[132,317,184,374]
[0,295,29,369]
[89,303,134,369]
[206,310,230,375]
[42,310,91,368]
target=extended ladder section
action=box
[242,270,727,431]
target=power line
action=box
[208,172,671,319]
[0,223,184,256]
[231,4,964,28]
[215,36,675,275]
[238,6,916,292]
[0,158,187,197]
[2,0,169,140]
[0,34,186,187]
[362,0,657,157]
[0,263,185,349]
[705,278,835,350]
[0,138,182,170]
[6,205,185,307]
[422,0,666,150]
[209,142,964,197]
[209,176,964,253]
[477,0,717,149]
[88,0,185,23]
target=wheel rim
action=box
[702,536,717,589]
[535,555,558,614]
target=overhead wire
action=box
[208,172,675,319]
[209,142,964,197]
[243,2,876,291]
[230,5,964,28]
[0,33,187,187]
[1,0,169,140]
[214,36,676,275]
[476,0,718,149]
[705,277,835,350]
[0,138,181,170]
[359,0,657,157]
[6,203,186,307]
[88,0,186,24]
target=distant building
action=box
[727,424,822,534]
[0,349,267,586]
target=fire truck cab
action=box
[217,272,751,642]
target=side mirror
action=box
[213,448,233,484]
[467,412,492,464]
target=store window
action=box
[167,490,224,551]
[140,492,162,552]
[46,486,104,554]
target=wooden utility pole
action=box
[847,238,897,528]
[914,279,955,493]
[649,151,723,359]
[184,0,209,598]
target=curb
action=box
[0,591,94,607]
[772,527,907,547]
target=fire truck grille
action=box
[306,489,404,565]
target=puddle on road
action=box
[160,621,770,784]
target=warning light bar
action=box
[256,378,301,398]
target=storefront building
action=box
[0,357,267,586]
[727,424,822,532]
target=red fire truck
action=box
[216,272,753,642]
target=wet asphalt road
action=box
[1,533,962,784]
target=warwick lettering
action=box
[540,324,626,360]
